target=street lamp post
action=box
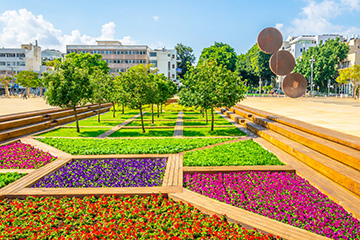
[259,78,262,96]
[309,55,315,97]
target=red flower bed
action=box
[0,195,276,239]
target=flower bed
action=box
[184,140,283,166]
[184,171,360,239]
[32,158,167,188]
[38,138,231,155]
[0,195,275,239]
[0,172,26,188]
[0,142,57,169]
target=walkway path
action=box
[173,111,183,137]
[97,113,142,138]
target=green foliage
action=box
[183,140,283,166]
[0,172,26,188]
[109,128,175,137]
[45,59,61,67]
[15,70,39,88]
[183,127,246,137]
[336,64,360,99]
[294,38,349,92]
[38,138,232,155]
[0,74,14,98]
[37,127,111,137]
[179,60,246,130]
[198,42,237,72]
[164,103,199,112]
[236,44,274,87]
[175,43,196,79]
[43,52,108,132]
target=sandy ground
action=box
[0,97,57,116]
[240,96,360,137]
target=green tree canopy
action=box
[198,42,237,72]
[43,52,108,132]
[15,70,39,96]
[179,61,246,130]
[175,43,196,79]
[294,38,349,92]
[336,64,360,99]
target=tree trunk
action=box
[4,82,9,98]
[112,102,116,118]
[205,108,208,123]
[122,105,125,114]
[39,86,42,97]
[98,103,101,123]
[74,106,80,133]
[27,87,30,97]
[140,104,145,133]
[211,107,214,131]
[160,104,163,114]
[151,104,155,124]
[201,107,204,117]
[157,104,160,118]
[354,85,359,99]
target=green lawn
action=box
[183,140,283,166]
[142,112,179,119]
[95,111,139,120]
[37,127,111,138]
[183,120,233,126]
[183,127,246,137]
[38,138,232,154]
[67,119,124,127]
[183,114,223,120]
[127,120,176,127]
[109,128,175,137]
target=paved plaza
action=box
[0,98,57,116]
[241,96,360,137]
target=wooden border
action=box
[0,169,35,174]
[183,165,295,174]
[169,189,331,240]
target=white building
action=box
[41,49,63,62]
[0,43,41,75]
[282,34,346,60]
[149,48,178,83]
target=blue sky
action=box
[0,0,360,59]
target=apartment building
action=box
[0,43,41,75]
[149,48,178,82]
[282,34,346,60]
[66,41,150,74]
[41,49,63,62]
[340,37,360,68]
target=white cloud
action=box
[276,0,360,38]
[152,16,159,22]
[0,9,135,52]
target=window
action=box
[172,54,175,59]
[137,59,146,64]
[168,54,170,57]
[125,60,135,64]
[16,53,25,58]
[7,62,15,66]
[172,64,175,69]
[150,60,157,67]
[168,62,170,70]
[172,74,175,78]
[0,53,5,57]
[0,62,5,66]
[137,51,146,55]
[17,62,25,66]
[6,53,15,57]
[150,52,157,57]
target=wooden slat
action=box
[172,154,179,187]
[0,169,35,174]
[6,186,182,198]
[254,137,360,220]
[183,165,295,174]
[169,189,331,240]
[178,154,183,188]
[162,155,173,186]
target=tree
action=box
[247,44,274,85]
[43,52,108,133]
[175,43,196,79]
[179,61,246,131]
[0,74,14,98]
[119,64,155,133]
[236,53,259,87]
[153,74,177,119]
[15,70,39,96]
[294,38,349,92]
[89,67,113,122]
[336,64,360,99]
[198,42,237,72]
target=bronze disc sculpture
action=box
[269,50,296,76]
[282,73,307,98]
[257,27,283,54]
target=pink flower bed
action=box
[0,142,57,169]
[184,171,360,239]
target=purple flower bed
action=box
[32,158,167,188]
[184,171,360,239]
[0,142,57,169]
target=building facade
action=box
[282,34,346,60]
[41,49,63,62]
[340,37,360,68]
[0,43,41,75]
[66,41,150,74]
[149,48,178,82]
